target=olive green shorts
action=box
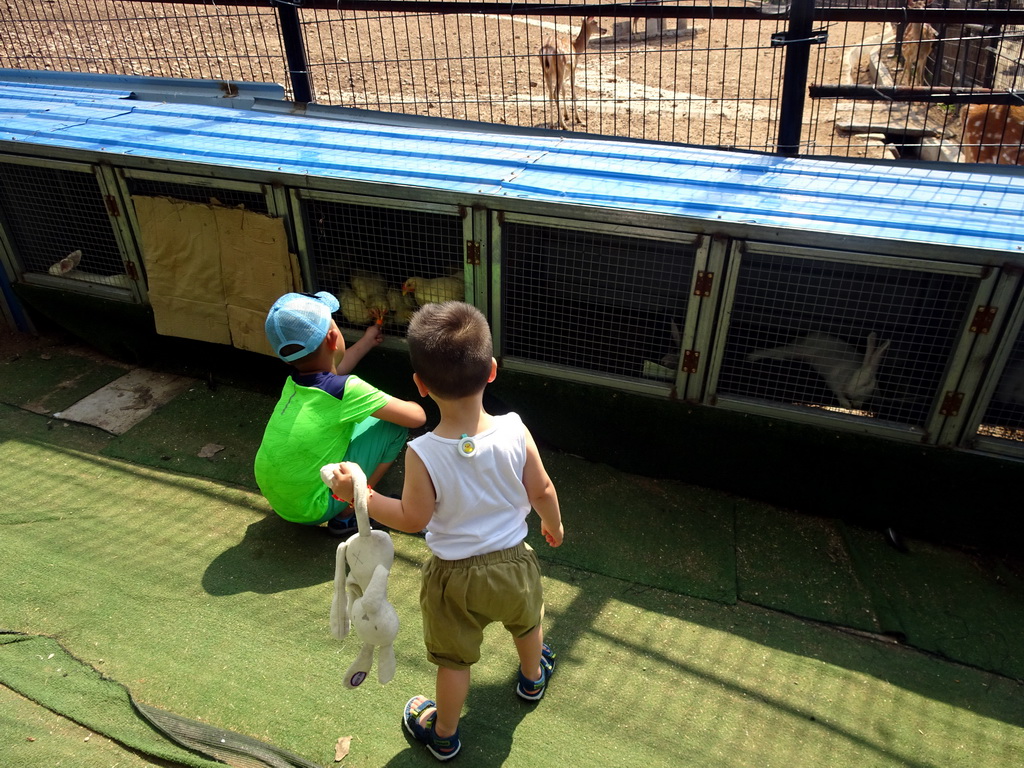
[420,542,544,670]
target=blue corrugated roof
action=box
[2,78,1023,255]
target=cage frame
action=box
[113,166,295,307]
[491,208,712,397]
[704,239,1001,445]
[288,185,478,352]
[958,275,1024,458]
[0,152,146,304]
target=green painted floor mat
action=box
[736,501,879,632]
[842,522,1024,680]
[532,452,738,604]
[0,344,129,415]
[103,383,274,489]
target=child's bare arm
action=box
[372,397,427,428]
[522,427,563,547]
[328,453,434,533]
[336,325,382,374]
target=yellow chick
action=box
[402,274,465,306]
[338,287,371,326]
[350,273,387,305]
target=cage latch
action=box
[694,271,714,296]
[466,240,481,266]
[124,262,139,281]
[969,305,997,334]
[940,391,964,417]
[682,349,700,374]
[771,29,828,47]
[104,194,120,217]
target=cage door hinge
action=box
[694,271,714,296]
[104,195,120,217]
[124,262,139,281]
[682,349,700,374]
[969,306,997,334]
[466,240,481,266]
[939,391,964,416]
[771,29,828,47]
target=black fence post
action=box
[273,0,314,104]
[775,0,818,156]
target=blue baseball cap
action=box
[265,291,340,362]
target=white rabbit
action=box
[747,331,891,410]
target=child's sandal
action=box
[516,643,556,701]
[403,696,461,761]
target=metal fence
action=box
[2,0,1023,159]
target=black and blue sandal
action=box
[516,643,556,701]
[403,696,461,761]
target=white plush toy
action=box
[322,461,399,688]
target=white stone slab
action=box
[54,368,196,435]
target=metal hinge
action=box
[466,240,481,265]
[104,195,120,217]
[694,271,714,296]
[771,29,828,47]
[969,305,997,334]
[682,349,700,374]
[124,262,139,281]
[940,391,964,416]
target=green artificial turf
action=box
[0,344,129,415]
[3,415,1024,767]
[735,501,878,632]
[102,383,274,490]
[530,451,738,604]
[841,523,1024,680]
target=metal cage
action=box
[290,189,475,338]
[709,241,997,443]
[494,211,710,394]
[0,155,140,300]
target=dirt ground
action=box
[3,2,931,158]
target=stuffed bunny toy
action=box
[323,462,399,688]
[747,331,891,410]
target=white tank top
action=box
[409,412,530,560]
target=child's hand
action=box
[542,522,563,548]
[328,462,359,503]
[361,324,383,346]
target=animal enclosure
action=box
[2,0,1024,162]
[2,78,1023,466]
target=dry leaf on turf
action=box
[335,736,352,762]
[197,443,225,458]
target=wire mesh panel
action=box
[714,244,980,431]
[123,176,270,213]
[976,324,1024,449]
[299,5,787,151]
[0,159,131,291]
[499,218,698,384]
[296,193,468,332]
[0,0,289,91]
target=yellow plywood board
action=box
[133,196,299,354]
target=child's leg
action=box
[514,625,544,682]
[433,666,470,738]
[343,416,408,492]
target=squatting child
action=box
[254,291,426,536]
[328,300,564,761]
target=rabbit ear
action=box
[864,333,891,368]
[670,320,681,344]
